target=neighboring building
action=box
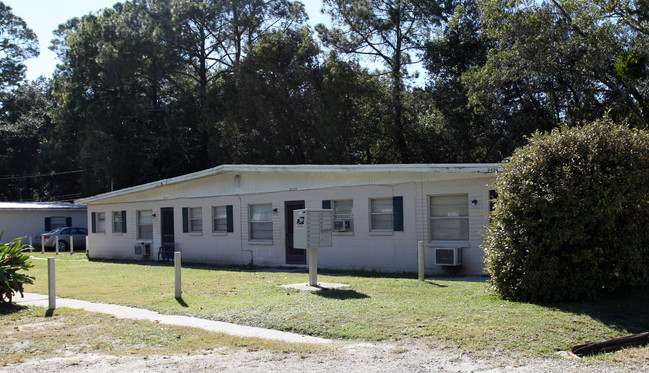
[76,164,499,275]
[0,202,88,244]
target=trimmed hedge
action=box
[484,119,649,301]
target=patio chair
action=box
[158,242,175,262]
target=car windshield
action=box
[45,228,63,234]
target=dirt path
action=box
[2,339,639,373]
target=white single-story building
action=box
[76,164,499,275]
[0,202,88,244]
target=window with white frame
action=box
[137,210,153,240]
[96,212,106,233]
[370,198,393,231]
[429,195,469,241]
[212,206,227,232]
[189,207,202,233]
[333,200,353,231]
[249,204,272,240]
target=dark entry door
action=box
[285,200,306,265]
[161,207,175,244]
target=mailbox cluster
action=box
[293,209,333,249]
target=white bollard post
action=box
[174,251,182,299]
[70,236,74,254]
[41,237,44,254]
[418,241,425,281]
[308,248,318,286]
[48,257,56,310]
[55,236,59,255]
[29,236,33,252]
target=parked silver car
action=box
[33,227,88,251]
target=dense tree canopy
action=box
[317,0,451,162]
[422,0,498,161]
[0,2,38,100]
[0,78,52,201]
[0,2,43,200]
[466,0,649,129]
[2,0,649,201]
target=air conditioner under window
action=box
[135,242,151,256]
[434,247,462,266]
[333,219,352,232]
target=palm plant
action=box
[0,233,34,304]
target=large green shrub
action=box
[0,233,34,304]
[484,119,649,301]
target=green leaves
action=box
[218,27,389,164]
[468,0,649,130]
[318,0,449,162]
[615,50,649,80]
[484,118,649,301]
[0,2,38,101]
[0,233,34,304]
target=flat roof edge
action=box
[76,163,502,204]
[0,202,87,211]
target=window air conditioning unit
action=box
[434,247,462,266]
[333,219,352,232]
[135,242,151,256]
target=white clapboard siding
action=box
[80,164,498,274]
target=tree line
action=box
[1,0,648,201]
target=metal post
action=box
[41,237,44,254]
[48,257,56,310]
[308,248,318,286]
[70,236,74,254]
[55,236,59,255]
[29,236,33,252]
[418,241,425,281]
[174,251,182,299]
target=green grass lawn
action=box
[20,253,649,358]
[1,305,323,366]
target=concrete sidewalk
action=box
[14,293,330,345]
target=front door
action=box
[161,207,175,244]
[285,200,306,264]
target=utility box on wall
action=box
[294,209,333,249]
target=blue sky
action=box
[4,0,328,81]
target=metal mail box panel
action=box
[294,209,333,248]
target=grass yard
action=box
[1,305,322,366]
[19,253,649,359]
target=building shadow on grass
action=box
[430,275,489,283]
[88,258,495,283]
[314,288,369,300]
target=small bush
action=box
[0,233,34,304]
[484,118,649,301]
